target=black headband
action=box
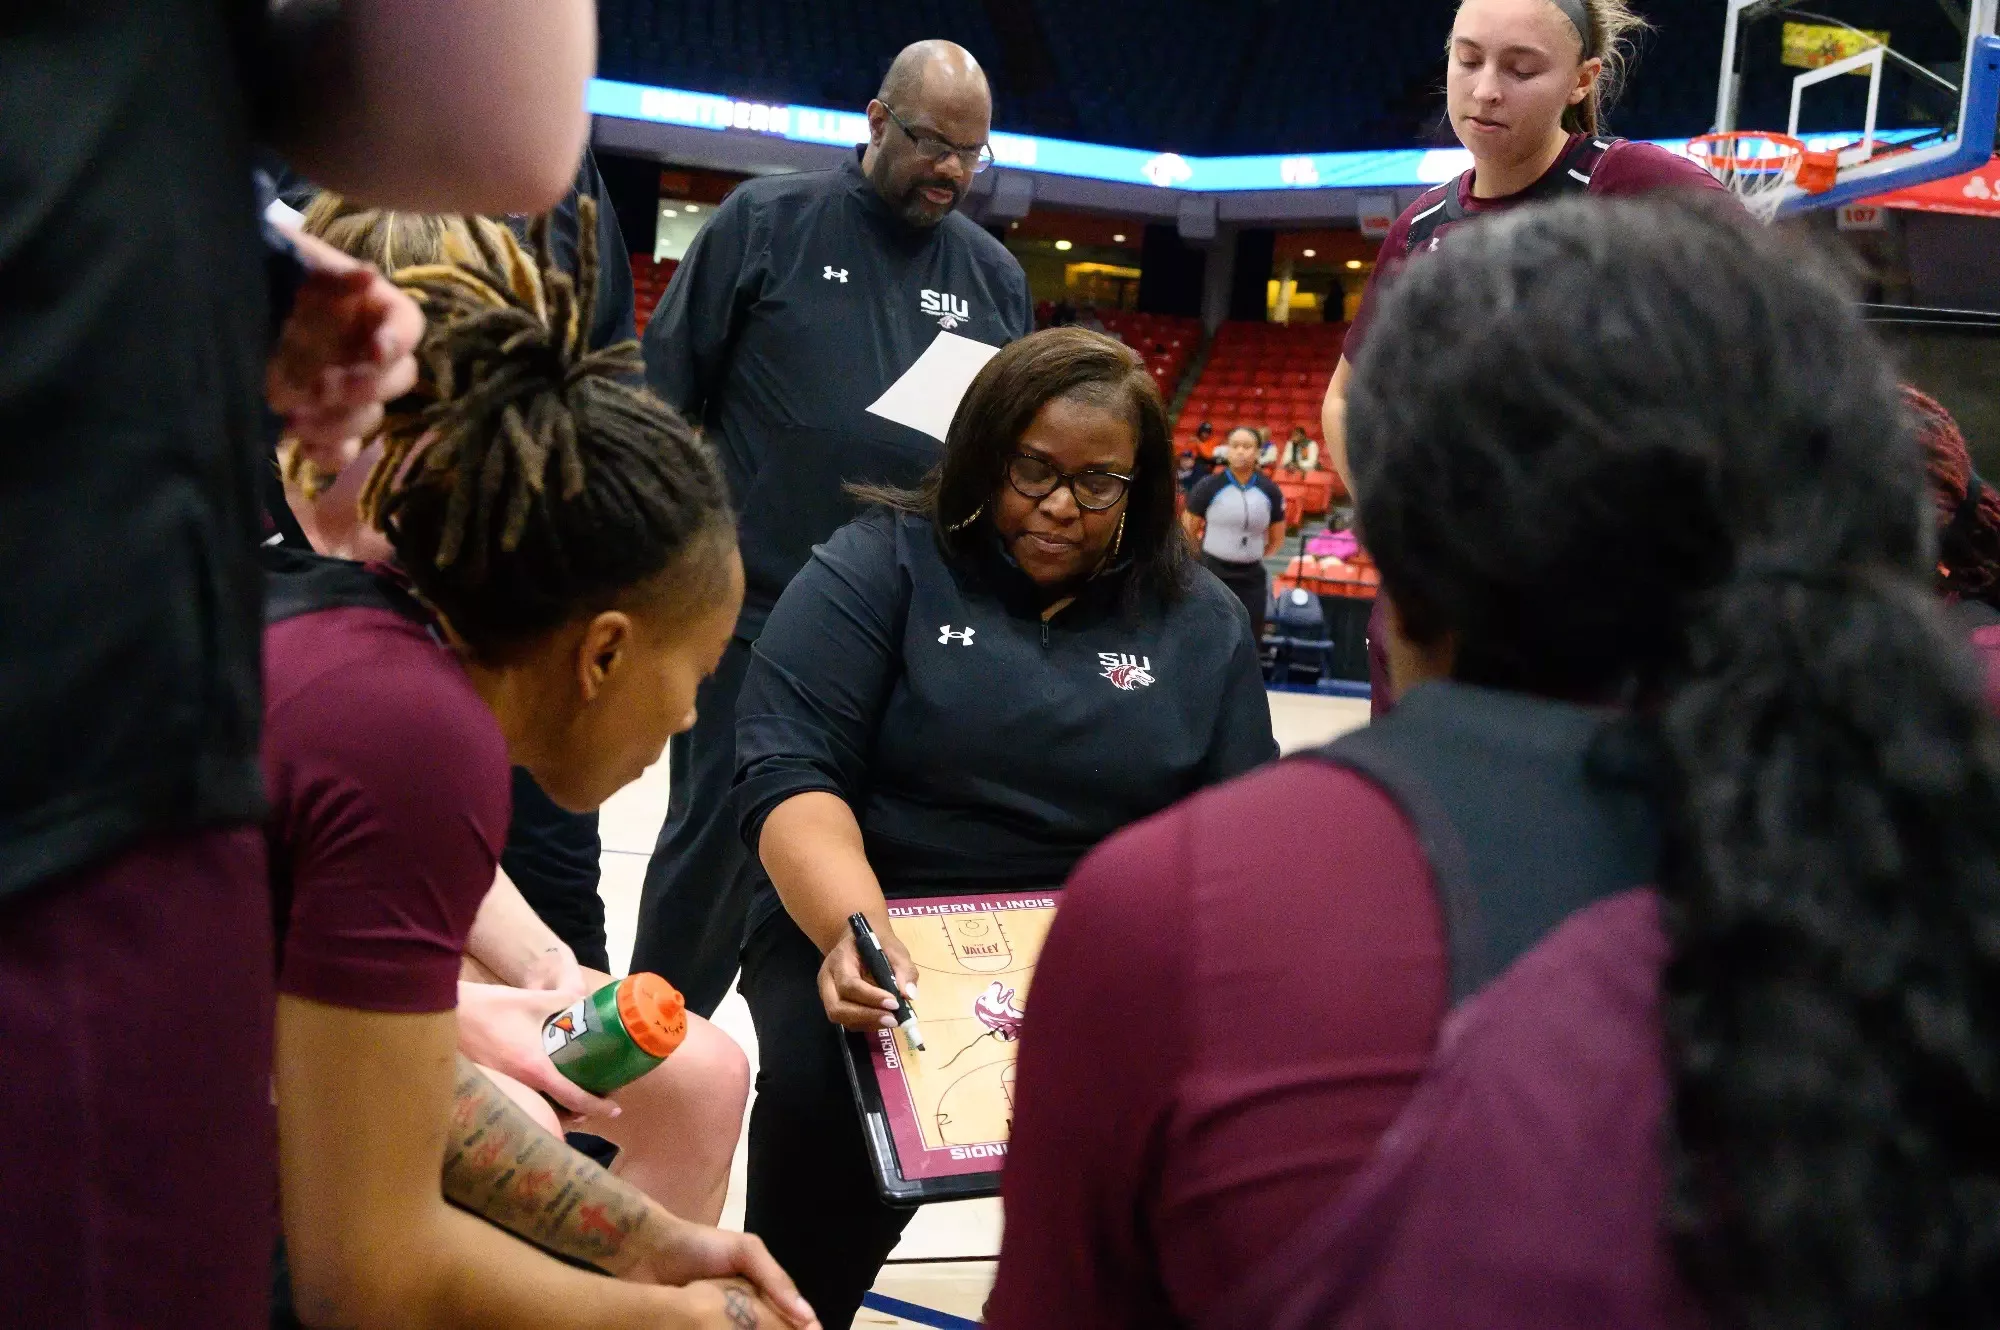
[1549,0,1591,45]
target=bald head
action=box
[877,40,990,110]
[864,40,995,227]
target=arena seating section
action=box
[1180,321,1342,449]
[596,0,1737,154]
[1179,321,1347,522]
[1090,308,1200,402]
[630,255,677,336]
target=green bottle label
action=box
[542,980,665,1096]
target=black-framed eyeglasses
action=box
[1006,453,1133,512]
[883,105,995,174]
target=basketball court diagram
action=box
[854,892,1059,1186]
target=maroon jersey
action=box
[1345,135,1726,364]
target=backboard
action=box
[1716,0,2000,216]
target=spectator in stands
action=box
[0,4,595,1324]
[1909,386,2000,702]
[1320,0,1726,715]
[636,39,1031,1020]
[1183,427,1289,640]
[265,218,813,1330]
[736,328,1275,1329]
[1279,425,1320,472]
[993,197,2000,1330]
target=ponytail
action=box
[1349,195,2000,1324]
[1658,564,2000,1324]
[1558,0,1650,136]
[372,200,735,663]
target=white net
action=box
[1687,132,1805,224]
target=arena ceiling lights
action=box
[589,77,1915,195]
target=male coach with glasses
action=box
[638,39,1030,1018]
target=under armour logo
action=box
[938,625,975,646]
[1428,236,1442,252]
[824,266,849,282]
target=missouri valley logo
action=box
[920,288,970,330]
[1098,652,1155,691]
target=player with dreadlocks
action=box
[270,195,754,1244]
[261,208,817,1330]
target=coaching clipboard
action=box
[839,890,1060,1206]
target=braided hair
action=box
[369,199,733,663]
[1350,195,2000,1326]
[285,197,487,500]
[1906,385,2000,611]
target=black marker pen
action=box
[848,912,924,1051]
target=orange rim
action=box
[1687,131,1806,174]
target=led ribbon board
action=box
[590,77,1926,195]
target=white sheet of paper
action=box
[866,331,1003,442]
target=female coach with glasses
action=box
[731,326,1277,1326]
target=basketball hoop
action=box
[1687,131,1839,223]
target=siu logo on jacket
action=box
[1098,652,1155,691]
[920,288,970,330]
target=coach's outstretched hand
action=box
[817,925,918,1034]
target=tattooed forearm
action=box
[441,1055,656,1274]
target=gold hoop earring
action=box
[1111,511,1127,559]
[948,503,986,533]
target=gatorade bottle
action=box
[541,973,688,1096]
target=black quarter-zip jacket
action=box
[643,151,1032,639]
[734,510,1278,929]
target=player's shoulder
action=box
[266,608,506,784]
[1069,755,1421,928]
[1593,137,1726,196]
[1399,179,1457,229]
[1121,754,1419,873]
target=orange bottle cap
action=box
[617,973,688,1059]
